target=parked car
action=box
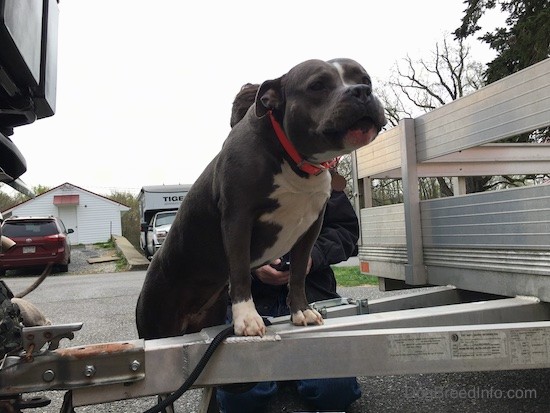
[0,216,74,275]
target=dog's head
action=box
[255,58,387,163]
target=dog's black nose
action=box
[347,84,372,101]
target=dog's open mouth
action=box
[351,116,380,133]
[343,116,380,147]
[323,116,380,136]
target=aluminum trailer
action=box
[354,58,550,294]
[1,59,549,412]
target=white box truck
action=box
[138,184,192,259]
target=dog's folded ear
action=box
[255,77,284,118]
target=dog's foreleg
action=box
[230,274,266,336]
[288,211,325,327]
[221,215,266,336]
[232,299,265,336]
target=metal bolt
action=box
[130,360,141,372]
[42,370,55,382]
[83,365,96,377]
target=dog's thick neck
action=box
[268,111,336,176]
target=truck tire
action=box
[147,243,154,259]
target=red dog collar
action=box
[268,111,337,175]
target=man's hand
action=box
[253,259,289,285]
[253,257,313,286]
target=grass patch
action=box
[115,251,128,271]
[94,238,116,249]
[333,266,378,287]
[93,238,127,271]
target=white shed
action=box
[1,183,130,245]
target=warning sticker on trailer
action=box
[388,331,507,362]
[388,333,450,361]
[450,331,507,359]
[388,328,550,364]
[509,328,550,365]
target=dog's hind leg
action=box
[135,272,187,339]
[182,284,229,334]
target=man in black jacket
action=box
[216,84,362,413]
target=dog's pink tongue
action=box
[344,127,378,148]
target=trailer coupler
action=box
[0,323,80,412]
[0,322,145,412]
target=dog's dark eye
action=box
[362,75,372,86]
[308,81,325,91]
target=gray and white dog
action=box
[136,58,386,338]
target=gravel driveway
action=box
[69,244,120,275]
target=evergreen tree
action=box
[454,0,549,189]
[455,0,550,83]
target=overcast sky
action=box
[4,0,503,195]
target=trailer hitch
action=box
[1,322,145,412]
[20,323,83,357]
[0,323,82,412]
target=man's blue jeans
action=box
[216,377,361,413]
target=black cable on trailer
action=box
[142,325,235,413]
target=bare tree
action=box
[377,34,488,196]
[384,34,484,118]
[335,154,354,198]
[375,87,411,129]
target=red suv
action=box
[0,216,73,276]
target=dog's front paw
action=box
[291,307,324,326]
[232,300,266,336]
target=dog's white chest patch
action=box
[253,161,331,266]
